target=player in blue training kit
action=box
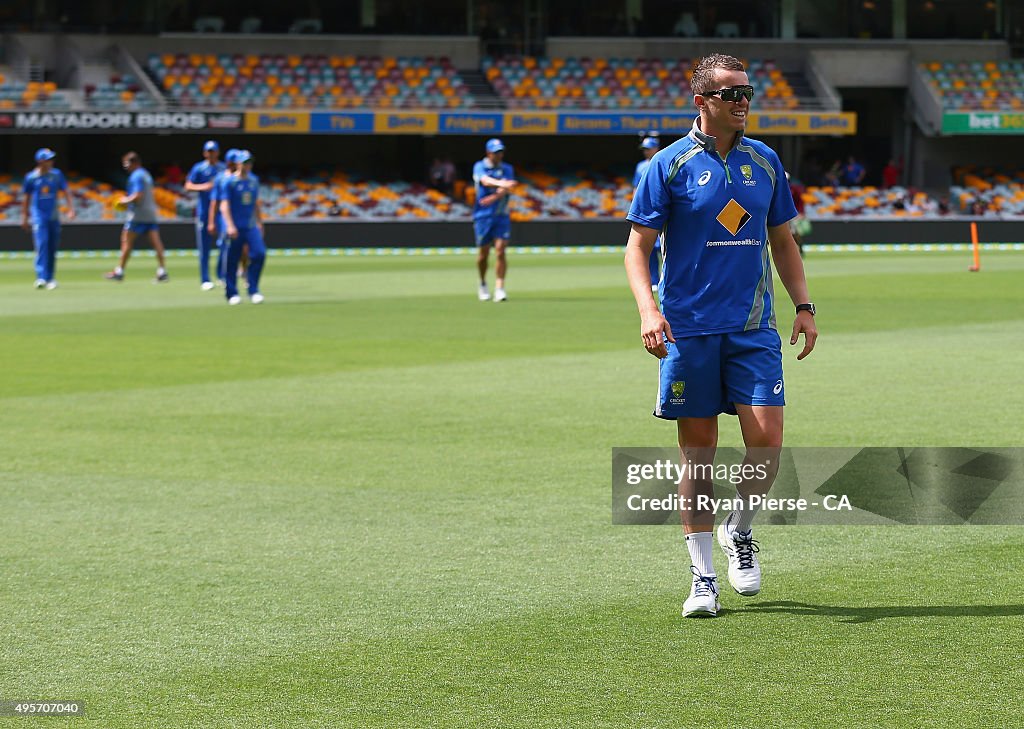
[209,148,241,283]
[625,54,818,618]
[633,135,661,292]
[21,148,75,289]
[472,138,517,302]
[219,150,266,305]
[106,152,169,282]
[185,140,225,290]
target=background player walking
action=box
[219,150,266,305]
[21,148,75,290]
[105,152,169,283]
[472,138,517,302]
[185,140,225,290]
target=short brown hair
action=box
[690,54,745,95]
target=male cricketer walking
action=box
[105,152,169,282]
[219,150,266,305]
[185,140,225,290]
[472,138,516,302]
[624,54,818,618]
[21,148,75,289]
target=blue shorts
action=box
[125,222,159,234]
[655,328,785,419]
[474,215,511,247]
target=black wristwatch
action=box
[796,303,816,316]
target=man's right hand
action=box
[226,226,238,239]
[207,222,216,235]
[20,219,30,231]
[640,310,675,359]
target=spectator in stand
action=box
[841,156,866,186]
[440,157,456,196]
[824,160,842,187]
[881,158,902,189]
[429,158,445,191]
[164,161,184,186]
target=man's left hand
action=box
[790,311,818,360]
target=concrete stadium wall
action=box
[0,218,1019,252]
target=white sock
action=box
[157,266,166,276]
[685,532,715,577]
[114,266,123,275]
[732,497,761,534]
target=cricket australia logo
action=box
[670,381,686,404]
[715,199,752,235]
[740,164,756,186]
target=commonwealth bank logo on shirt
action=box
[716,199,752,235]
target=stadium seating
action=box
[0,72,72,110]
[919,60,1024,111]
[145,54,476,109]
[800,186,943,217]
[84,73,158,109]
[950,166,1024,214]
[482,56,805,110]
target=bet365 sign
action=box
[942,111,1024,134]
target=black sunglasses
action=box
[704,85,754,102]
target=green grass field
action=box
[1,249,1023,728]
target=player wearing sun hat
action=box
[219,150,266,305]
[21,148,75,290]
[472,138,517,302]
[185,140,226,290]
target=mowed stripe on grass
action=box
[0,252,1022,727]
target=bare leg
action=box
[476,245,490,283]
[494,238,507,289]
[118,228,136,270]
[676,416,718,535]
[147,229,167,269]
[732,404,784,531]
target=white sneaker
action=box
[200,281,216,291]
[494,288,508,302]
[45,281,58,290]
[250,293,264,304]
[682,567,720,618]
[717,513,762,596]
[228,295,242,305]
[478,284,491,301]
[34,278,46,289]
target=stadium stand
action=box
[919,59,1024,111]
[145,53,476,109]
[84,73,158,109]
[800,186,944,217]
[483,56,813,110]
[0,70,72,110]
[951,167,1024,215]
